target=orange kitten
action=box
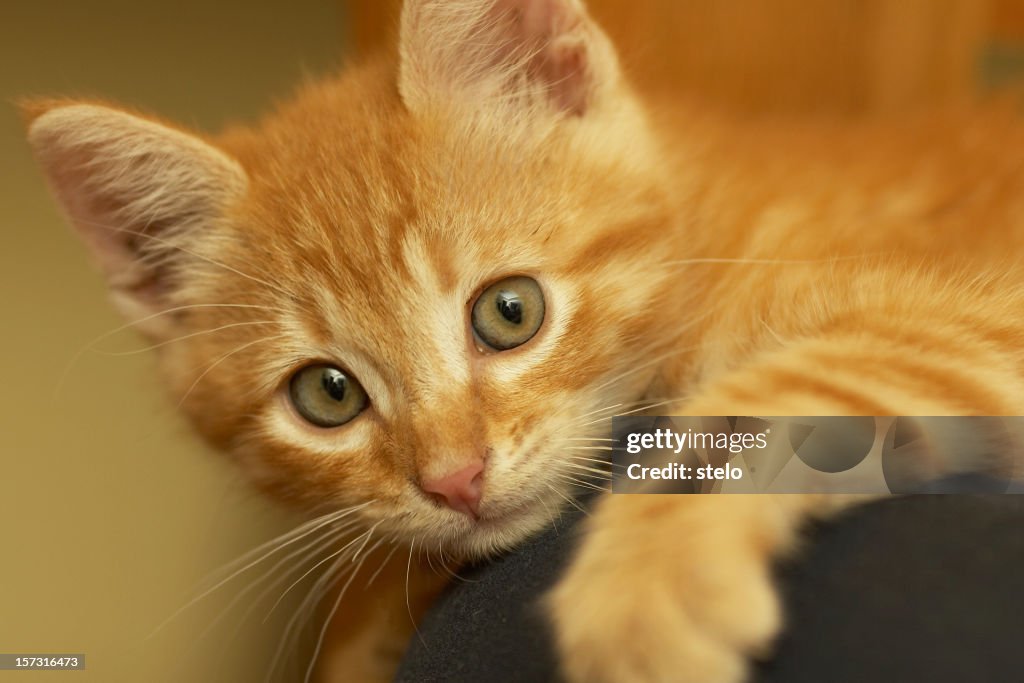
[23,0,1024,681]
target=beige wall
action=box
[1,2,347,681]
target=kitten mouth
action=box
[418,483,562,554]
[467,493,556,548]
[447,506,548,559]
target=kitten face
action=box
[26,0,684,558]
[174,65,678,557]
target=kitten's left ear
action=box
[22,101,247,336]
[399,0,621,118]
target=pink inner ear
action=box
[490,0,593,115]
[27,104,247,329]
[42,142,179,305]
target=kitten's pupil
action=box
[496,291,523,325]
[321,368,347,401]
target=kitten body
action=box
[24,1,1024,681]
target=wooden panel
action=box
[345,0,401,56]
[992,0,1024,39]
[864,0,989,113]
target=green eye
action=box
[288,364,368,428]
[471,276,545,351]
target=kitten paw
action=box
[547,496,785,683]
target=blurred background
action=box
[2,2,345,682]
[4,1,1024,682]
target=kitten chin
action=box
[457,505,558,559]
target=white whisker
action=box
[264,523,380,622]
[176,334,286,408]
[563,463,614,479]
[148,502,370,639]
[52,303,284,402]
[579,398,685,428]
[660,253,879,268]
[588,344,700,397]
[303,543,374,683]
[570,455,624,469]
[554,473,610,494]
[74,217,303,304]
[96,320,277,356]
[406,538,426,647]
[365,542,400,588]
[266,550,357,683]
[546,483,589,516]
[201,522,357,646]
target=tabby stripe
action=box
[819,339,1013,414]
[721,362,893,416]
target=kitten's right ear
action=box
[22,101,247,336]
[399,0,622,119]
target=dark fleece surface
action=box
[396,496,1024,683]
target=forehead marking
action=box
[401,232,472,389]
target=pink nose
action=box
[421,461,484,519]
